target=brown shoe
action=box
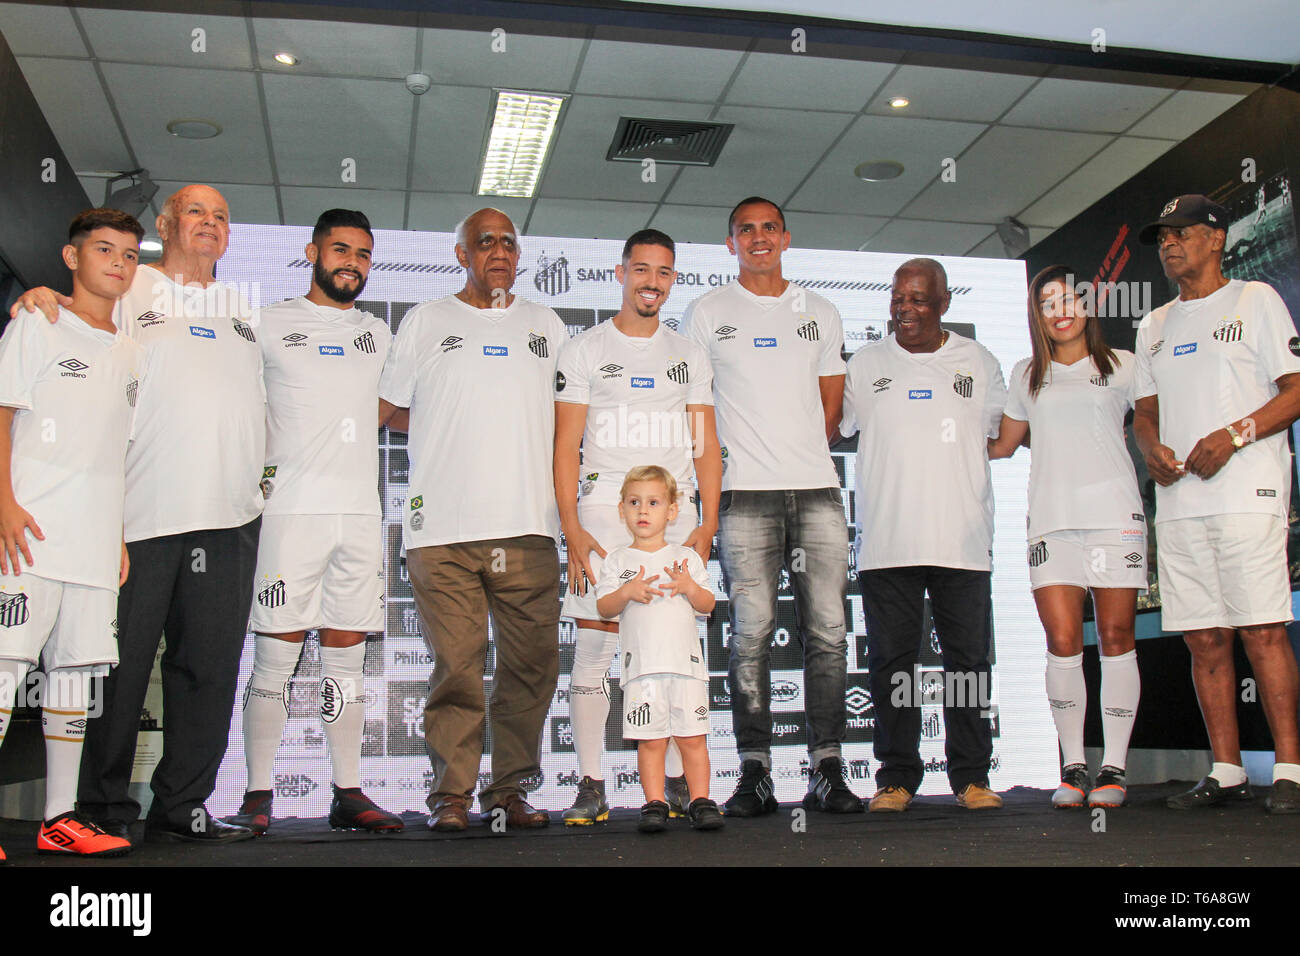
[487,793,550,829]
[427,796,470,832]
[868,785,913,812]
[955,783,1003,810]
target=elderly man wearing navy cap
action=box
[1132,193,1300,813]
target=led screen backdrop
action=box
[165,225,1061,817]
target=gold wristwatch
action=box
[1225,424,1245,449]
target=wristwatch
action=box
[1224,424,1245,449]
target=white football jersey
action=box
[0,308,141,589]
[554,319,713,487]
[258,296,391,517]
[842,332,1006,571]
[680,281,845,491]
[1135,280,1300,522]
[116,267,266,541]
[1004,351,1144,537]
[379,294,568,548]
[595,543,710,681]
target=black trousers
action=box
[79,518,261,825]
[857,566,994,795]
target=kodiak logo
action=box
[534,251,570,296]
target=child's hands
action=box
[0,497,43,576]
[661,559,697,600]
[620,566,663,604]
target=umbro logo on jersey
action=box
[58,358,88,378]
[137,311,165,327]
[190,326,215,339]
[796,319,820,342]
[667,361,689,384]
[232,318,256,343]
[319,345,345,356]
[1173,342,1197,356]
[1125,553,1143,568]
[282,333,308,347]
[1028,540,1049,567]
[528,332,548,358]
[600,363,623,378]
[631,376,654,388]
[619,569,637,580]
[908,389,932,400]
[353,331,376,354]
[0,593,29,627]
[694,705,707,717]
[1212,319,1243,343]
[953,372,973,398]
[873,378,892,393]
[753,337,777,348]
[715,326,737,341]
[257,580,286,609]
[126,378,138,408]
[440,336,463,352]
[483,345,508,357]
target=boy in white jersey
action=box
[0,209,144,859]
[595,466,721,832]
[990,265,1145,809]
[1133,194,1300,813]
[228,210,402,834]
[554,229,721,824]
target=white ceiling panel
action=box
[100,62,272,184]
[903,125,1111,221]
[725,51,896,111]
[17,56,129,172]
[77,9,252,69]
[1018,135,1176,228]
[405,193,533,234]
[526,198,657,240]
[420,27,583,92]
[962,229,1004,259]
[1125,89,1246,140]
[409,84,493,195]
[865,64,1042,122]
[253,18,417,78]
[1000,76,1177,133]
[155,179,281,226]
[576,39,744,102]
[279,185,407,230]
[537,94,714,202]
[666,105,850,206]
[263,75,410,189]
[0,2,88,56]
[861,218,996,256]
[782,211,893,251]
[647,204,733,244]
[788,113,986,217]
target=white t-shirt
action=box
[554,319,713,487]
[378,294,568,548]
[680,281,845,491]
[1134,280,1300,522]
[1004,351,1144,537]
[0,308,141,589]
[595,543,710,681]
[258,296,391,517]
[841,332,1006,571]
[116,267,266,541]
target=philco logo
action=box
[58,358,88,378]
[1173,342,1197,356]
[440,335,463,352]
[319,677,343,724]
[667,361,689,384]
[528,332,548,358]
[796,319,819,342]
[189,326,215,339]
[483,345,508,357]
[534,251,570,296]
[232,318,256,343]
[555,370,566,392]
[319,345,345,356]
[630,376,654,388]
[753,337,777,348]
[908,389,932,400]
[283,332,308,347]
[257,579,286,608]
[953,371,973,398]
[353,331,376,354]
[714,325,737,341]
[1212,318,1243,343]
[1028,540,1048,567]
[873,377,891,393]
[0,592,29,628]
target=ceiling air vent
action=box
[606,117,734,166]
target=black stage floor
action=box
[3,780,1298,867]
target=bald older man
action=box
[379,208,567,830]
[12,184,265,843]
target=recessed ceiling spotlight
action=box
[140,238,163,254]
[166,119,222,140]
[273,52,298,66]
[888,96,910,109]
[855,160,905,182]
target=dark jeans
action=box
[858,566,994,795]
[79,518,261,825]
[718,488,849,766]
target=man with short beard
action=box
[227,209,402,834]
[379,208,567,830]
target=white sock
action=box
[42,666,95,820]
[0,659,28,747]
[570,627,619,779]
[1272,762,1300,786]
[1046,652,1087,768]
[243,635,302,792]
[665,738,684,778]
[1211,761,1248,787]
[320,642,367,789]
[1099,650,1139,770]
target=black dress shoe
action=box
[1166,775,1254,810]
[97,818,133,842]
[1266,778,1300,814]
[145,811,255,844]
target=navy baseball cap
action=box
[1138,194,1230,245]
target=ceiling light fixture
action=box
[855,160,905,182]
[166,119,222,140]
[273,52,298,66]
[888,96,910,109]
[140,238,163,254]
[476,89,567,199]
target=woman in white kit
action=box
[989,264,1146,809]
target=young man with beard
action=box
[227,209,402,834]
